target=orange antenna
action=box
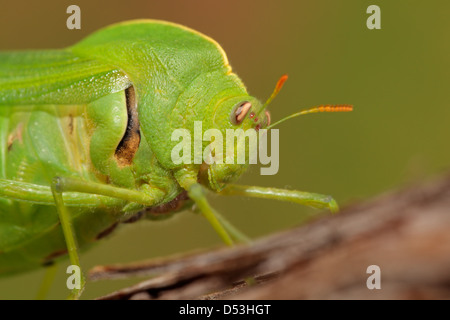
[266,104,353,129]
[262,74,288,109]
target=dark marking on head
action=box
[96,223,119,240]
[115,86,141,167]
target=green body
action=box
[0,21,339,286]
[0,20,265,274]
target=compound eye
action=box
[230,101,252,125]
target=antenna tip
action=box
[262,74,289,109]
[317,104,353,112]
[276,74,289,91]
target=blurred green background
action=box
[1,0,449,299]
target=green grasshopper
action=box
[0,20,352,298]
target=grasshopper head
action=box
[197,76,287,192]
[199,94,270,192]
[197,74,352,192]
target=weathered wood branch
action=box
[92,175,450,300]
